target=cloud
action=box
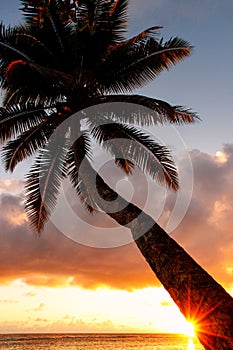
[0,144,233,292]
[160,300,173,307]
[0,185,155,290]
[0,178,23,194]
[0,193,27,229]
[0,299,18,304]
[24,291,36,297]
[168,144,233,288]
[0,317,137,333]
[34,317,48,322]
[33,303,46,312]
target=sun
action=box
[181,321,196,338]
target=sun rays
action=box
[181,321,196,338]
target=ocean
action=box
[0,333,205,349]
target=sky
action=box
[0,0,233,336]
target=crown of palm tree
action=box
[0,0,198,232]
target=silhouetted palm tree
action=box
[0,1,232,348]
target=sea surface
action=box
[0,333,205,349]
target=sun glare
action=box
[182,321,196,338]
[188,338,195,350]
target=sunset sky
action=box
[0,0,233,335]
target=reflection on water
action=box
[0,333,205,350]
[187,338,195,350]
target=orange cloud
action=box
[168,144,233,288]
[0,144,233,291]
[0,192,155,289]
[0,178,23,194]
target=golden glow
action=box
[0,283,201,334]
[8,212,27,226]
[188,337,195,350]
[181,321,196,337]
[215,151,227,163]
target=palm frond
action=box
[95,95,199,125]
[97,36,192,93]
[2,58,74,107]
[20,0,78,25]
[3,85,65,108]
[1,111,65,171]
[20,0,45,26]
[47,1,65,53]
[91,122,179,191]
[0,22,33,62]
[107,0,128,41]
[13,30,56,66]
[107,25,162,52]
[81,0,128,43]
[0,23,34,88]
[19,0,74,70]
[4,58,75,92]
[24,135,69,233]
[0,104,47,142]
[115,157,134,174]
[67,133,97,212]
[64,0,128,75]
[2,124,47,172]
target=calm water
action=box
[0,333,205,349]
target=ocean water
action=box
[0,333,205,350]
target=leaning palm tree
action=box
[0,1,233,348]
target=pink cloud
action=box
[0,144,232,291]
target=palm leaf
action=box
[107,25,162,52]
[4,59,75,93]
[95,95,199,125]
[0,23,33,87]
[0,104,47,142]
[19,0,73,70]
[2,124,48,172]
[91,122,179,191]
[1,111,65,171]
[0,23,56,66]
[13,30,56,66]
[2,58,73,106]
[97,36,192,93]
[0,23,33,62]
[107,0,128,41]
[20,0,44,26]
[83,0,128,43]
[24,134,69,233]
[3,84,65,107]
[115,157,134,174]
[64,0,128,75]
[67,133,97,212]
[47,0,65,54]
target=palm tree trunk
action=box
[81,160,233,350]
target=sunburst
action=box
[182,321,196,338]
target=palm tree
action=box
[0,1,232,348]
